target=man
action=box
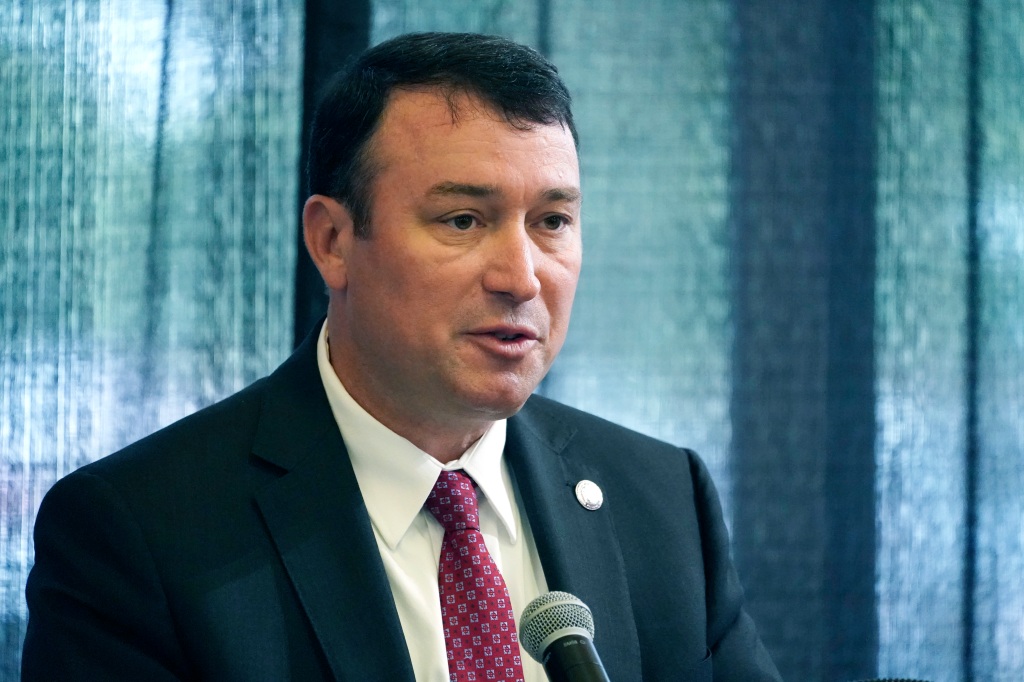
[23,32,781,681]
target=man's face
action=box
[329,88,582,437]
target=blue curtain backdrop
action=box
[2,1,1022,681]
[0,1,303,678]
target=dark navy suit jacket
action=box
[23,329,781,681]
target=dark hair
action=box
[306,32,578,237]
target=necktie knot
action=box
[426,470,481,533]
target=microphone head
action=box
[520,591,596,662]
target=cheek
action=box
[547,260,582,313]
[388,263,467,332]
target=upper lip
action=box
[470,324,540,341]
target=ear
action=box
[303,194,354,291]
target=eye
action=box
[444,214,479,231]
[540,215,571,230]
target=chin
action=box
[451,368,547,420]
[461,386,534,421]
[469,395,530,421]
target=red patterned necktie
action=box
[425,470,525,682]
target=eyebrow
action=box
[541,187,582,204]
[428,182,499,198]
[427,181,582,204]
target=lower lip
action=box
[468,333,538,360]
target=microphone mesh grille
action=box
[519,591,595,660]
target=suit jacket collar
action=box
[247,328,641,680]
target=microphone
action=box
[520,591,611,682]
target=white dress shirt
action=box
[316,323,549,681]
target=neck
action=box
[325,319,493,463]
[400,425,489,464]
[344,390,491,463]
[339,373,492,463]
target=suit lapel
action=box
[249,332,416,681]
[507,399,642,681]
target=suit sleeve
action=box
[22,469,190,681]
[687,450,783,682]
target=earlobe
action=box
[303,195,354,291]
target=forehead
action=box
[368,88,579,180]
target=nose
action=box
[482,224,542,303]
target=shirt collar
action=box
[315,322,516,549]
